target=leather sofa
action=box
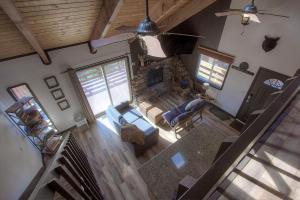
[105,101,159,157]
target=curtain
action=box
[67,68,96,124]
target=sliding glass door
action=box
[76,57,131,116]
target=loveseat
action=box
[105,101,159,157]
[162,98,206,136]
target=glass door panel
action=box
[77,66,111,116]
[103,58,131,106]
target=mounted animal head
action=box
[262,36,280,52]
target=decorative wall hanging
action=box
[44,76,59,89]
[231,62,254,76]
[51,88,65,100]
[57,99,70,111]
[262,36,280,52]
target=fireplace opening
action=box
[147,67,163,87]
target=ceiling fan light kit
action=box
[215,0,289,27]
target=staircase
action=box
[179,69,300,200]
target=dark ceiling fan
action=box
[215,0,289,25]
[115,0,205,38]
[91,0,205,57]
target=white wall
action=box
[0,41,130,131]
[0,107,43,200]
[183,0,300,116]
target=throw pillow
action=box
[120,124,145,145]
[185,98,203,111]
[119,116,128,126]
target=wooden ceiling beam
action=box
[89,0,123,53]
[151,0,217,32]
[150,0,190,24]
[0,0,51,64]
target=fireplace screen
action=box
[147,67,163,87]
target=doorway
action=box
[236,67,289,123]
[76,57,132,117]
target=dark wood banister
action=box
[180,71,300,200]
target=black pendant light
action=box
[136,0,160,36]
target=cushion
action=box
[132,118,156,136]
[191,100,206,112]
[170,111,191,127]
[106,106,123,123]
[122,108,142,123]
[119,116,128,126]
[185,98,203,111]
[162,108,181,124]
[177,101,190,113]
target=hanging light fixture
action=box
[136,0,159,36]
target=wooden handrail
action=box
[180,74,300,199]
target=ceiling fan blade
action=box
[115,25,137,32]
[163,32,206,39]
[215,10,242,17]
[258,12,290,18]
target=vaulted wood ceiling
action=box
[0,0,216,62]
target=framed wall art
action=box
[51,88,65,100]
[57,99,70,111]
[44,76,59,89]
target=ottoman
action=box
[148,107,163,125]
[139,101,153,116]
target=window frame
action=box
[196,46,234,90]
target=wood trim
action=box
[0,42,88,64]
[90,0,123,40]
[198,46,234,64]
[157,0,217,32]
[150,0,190,24]
[180,76,300,199]
[0,0,50,64]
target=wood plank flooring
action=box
[73,93,239,200]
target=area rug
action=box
[209,106,231,121]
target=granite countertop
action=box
[138,124,225,200]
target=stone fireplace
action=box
[131,56,192,103]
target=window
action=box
[76,57,132,116]
[196,46,234,90]
[263,79,284,90]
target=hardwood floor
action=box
[73,93,239,200]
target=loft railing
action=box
[28,131,104,200]
[180,70,300,200]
